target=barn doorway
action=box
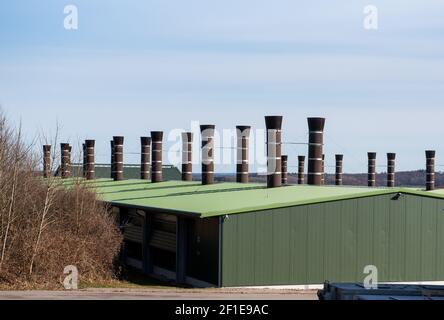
[149,213,177,278]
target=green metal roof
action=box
[76,179,444,218]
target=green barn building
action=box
[88,179,444,288]
[55,116,443,288]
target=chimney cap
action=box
[426,150,436,157]
[265,116,283,130]
[387,153,396,160]
[307,117,326,131]
[60,143,70,149]
[200,125,215,138]
[113,136,124,144]
[200,124,215,131]
[368,152,377,159]
[140,136,152,144]
[85,140,95,147]
[298,155,305,161]
[181,132,193,141]
[281,155,288,161]
[236,126,251,138]
[335,154,343,160]
[43,145,51,152]
[236,125,251,131]
[150,131,164,141]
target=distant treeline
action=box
[210,170,443,188]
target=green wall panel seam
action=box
[435,200,439,280]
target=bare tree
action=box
[0,111,122,289]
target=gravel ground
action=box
[0,288,318,300]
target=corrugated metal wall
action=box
[221,194,444,287]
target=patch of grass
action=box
[80,267,181,290]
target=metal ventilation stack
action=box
[368,152,377,187]
[298,156,305,185]
[85,140,95,180]
[426,150,436,191]
[236,126,251,183]
[68,145,72,177]
[60,143,71,179]
[307,117,325,186]
[151,131,164,183]
[335,154,343,186]
[113,136,124,181]
[110,140,115,179]
[322,154,325,185]
[182,132,193,181]
[265,116,283,188]
[387,153,396,187]
[141,137,151,180]
[281,155,288,185]
[82,143,87,178]
[200,125,215,185]
[43,145,51,178]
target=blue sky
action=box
[0,1,443,173]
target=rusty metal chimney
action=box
[298,156,305,184]
[281,155,288,185]
[265,116,283,188]
[60,143,71,179]
[151,131,163,183]
[307,118,325,186]
[82,143,87,178]
[426,150,436,191]
[140,137,151,180]
[43,145,51,178]
[387,153,396,187]
[68,145,72,177]
[85,140,95,180]
[335,154,343,186]
[182,132,193,181]
[110,140,115,180]
[368,152,377,187]
[113,136,124,181]
[200,125,215,185]
[321,154,325,185]
[236,126,251,183]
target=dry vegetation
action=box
[0,113,122,290]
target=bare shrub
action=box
[0,112,122,289]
